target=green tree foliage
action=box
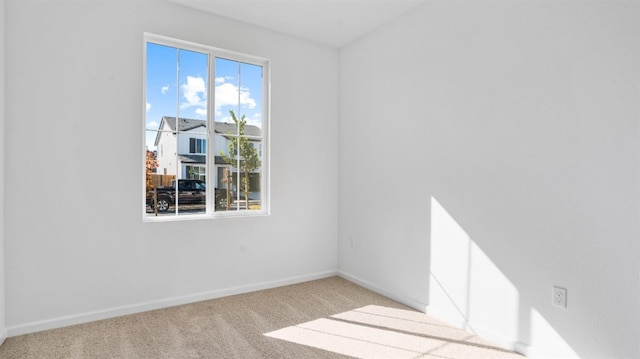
[220,110,260,210]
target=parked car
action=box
[147,179,233,212]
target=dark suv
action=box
[147,179,233,212]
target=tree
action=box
[145,149,158,196]
[220,110,260,210]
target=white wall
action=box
[0,0,6,346]
[4,0,339,334]
[339,1,639,358]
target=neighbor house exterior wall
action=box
[155,121,179,176]
[177,132,206,157]
[339,1,639,358]
[4,0,339,334]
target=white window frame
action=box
[143,33,270,221]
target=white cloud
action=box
[246,113,262,128]
[180,76,207,115]
[161,84,170,94]
[178,76,257,118]
[215,76,234,85]
[215,81,256,114]
[146,102,151,112]
[147,121,159,129]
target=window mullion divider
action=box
[174,48,180,215]
[236,62,241,210]
[207,51,214,215]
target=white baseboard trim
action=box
[467,324,520,353]
[424,305,469,329]
[513,341,531,356]
[337,271,428,313]
[425,304,524,354]
[0,328,7,347]
[337,271,526,356]
[7,270,338,337]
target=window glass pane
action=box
[214,57,241,133]
[244,138,262,212]
[146,43,208,217]
[248,172,261,211]
[145,152,179,215]
[238,136,261,211]
[239,62,263,130]
[146,43,176,211]
[145,146,158,207]
[146,43,177,134]
[178,49,208,135]
[215,137,240,212]
[214,58,263,213]
[214,165,234,212]
[176,49,207,215]
[146,43,179,216]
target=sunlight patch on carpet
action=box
[265,317,436,358]
[264,305,523,359]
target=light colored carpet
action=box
[0,276,524,358]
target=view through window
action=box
[144,34,268,219]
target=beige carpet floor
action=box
[0,276,524,358]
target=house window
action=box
[186,165,206,180]
[144,33,269,220]
[189,138,206,154]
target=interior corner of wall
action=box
[0,327,7,347]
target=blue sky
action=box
[145,42,263,151]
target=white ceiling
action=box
[166,0,426,48]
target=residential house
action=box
[154,116,262,195]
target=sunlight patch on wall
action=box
[527,308,579,358]
[429,196,519,343]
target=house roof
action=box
[179,155,229,165]
[159,116,262,136]
[178,154,206,164]
[214,121,262,137]
[161,117,206,132]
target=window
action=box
[189,138,206,154]
[186,165,206,180]
[144,33,269,220]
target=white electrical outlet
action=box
[553,286,567,308]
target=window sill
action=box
[143,209,270,223]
